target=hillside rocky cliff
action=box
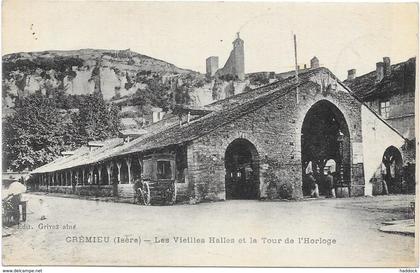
[2,49,254,110]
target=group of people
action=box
[304,170,336,198]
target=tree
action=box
[131,88,152,115]
[2,92,121,172]
[77,92,120,142]
[2,94,68,171]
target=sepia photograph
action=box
[1,0,418,269]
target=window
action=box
[157,160,172,180]
[380,100,390,118]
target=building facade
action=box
[344,57,416,195]
[344,57,416,141]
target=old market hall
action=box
[29,35,416,205]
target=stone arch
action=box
[301,99,351,197]
[224,138,260,199]
[131,155,143,182]
[120,160,129,184]
[382,146,403,194]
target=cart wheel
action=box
[142,182,151,206]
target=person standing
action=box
[326,171,336,198]
[308,172,319,198]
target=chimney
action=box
[87,141,105,152]
[61,151,75,157]
[310,57,319,68]
[347,69,356,81]
[383,57,391,77]
[376,62,384,82]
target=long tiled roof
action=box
[32,64,406,174]
[31,139,122,174]
[37,67,381,174]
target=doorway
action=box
[225,138,259,199]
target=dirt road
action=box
[2,194,416,267]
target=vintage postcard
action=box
[1,0,418,269]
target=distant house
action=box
[344,57,416,141]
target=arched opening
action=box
[324,159,337,174]
[120,162,129,184]
[301,100,351,197]
[100,166,108,185]
[93,168,100,185]
[224,138,259,200]
[111,163,119,197]
[131,157,143,182]
[382,146,403,194]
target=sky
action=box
[2,1,418,80]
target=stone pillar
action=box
[77,169,81,185]
[137,156,143,173]
[82,168,86,186]
[125,157,132,184]
[70,170,73,186]
[106,162,113,185]
[89,167,94,185]
[98,166,102,185]
[116,161,122,184]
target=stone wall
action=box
[361,105,406,195]
[368,92,415,140]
